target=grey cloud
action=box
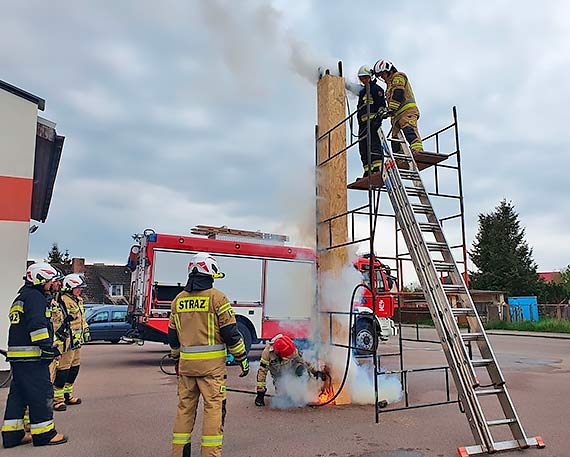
[0,0,566,270]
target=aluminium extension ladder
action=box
[377,128,545,456]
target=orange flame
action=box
[318,385,336,405]
[318,366,335,405]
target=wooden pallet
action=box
[348,151,449,190]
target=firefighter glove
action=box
[72,333,82,348]
[376,107,387,119]
[239,358,249,377]
[314,370,327,381]
[83,328,91,343]
[255,391,265,407]
[55,325,69,341]
[170,348,180,360]
[41,346,61,361]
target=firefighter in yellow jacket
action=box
[49,271,69,386]
[255,334,325,407]
[52,274,90,411]
[373,60,424,156]
[169,252,249,457]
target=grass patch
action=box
[484,318,570,334]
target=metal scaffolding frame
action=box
[315,76,470,423]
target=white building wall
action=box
[0,88,39,370]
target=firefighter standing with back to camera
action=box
[255,333,326,407]
[373,59,424,156]
[168,252,249,457]
[356,65,387,177]
[2,262,67,448]
[52,273,90,411]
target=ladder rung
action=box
[475,387,503,396]
[411,204,434,214]
[434,261,455,272]
[450,306,474,315]
[392,153,412,160]
[399,170,420,180]
[426,241,448,251]
[461,332,484,342]
[444,284,467,293]
[487,418,517,427]
[419,222,441,232]
[404,187,426,197]
[471,358,494,367]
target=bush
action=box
[483,318,570,334]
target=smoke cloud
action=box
[197,0,337,89]
[318,260,403,405]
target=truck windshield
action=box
[362,269,385,292]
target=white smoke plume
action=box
[317,260,403,405]
[197,0,338,88]
[268,370,322,409]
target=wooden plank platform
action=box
[347,151,449,190]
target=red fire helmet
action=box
[272,334,296,358]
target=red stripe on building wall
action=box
[0,176,33,222]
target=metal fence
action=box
[397,302,570,323]
[471,302,570,322]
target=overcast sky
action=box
[2,0,569,271]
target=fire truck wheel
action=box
[236,320,253,355]
[354,319,378,355]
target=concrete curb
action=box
[486,329,570,340]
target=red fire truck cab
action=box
[352,255,398,351]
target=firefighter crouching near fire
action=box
[168,252,249,457]
[52,273,90,411]
[373,60,424,157]
[255,334,326,407]
[2,262,67,448]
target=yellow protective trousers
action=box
[390,107,423,154]
[53,348,81,403]
[172,367,227,457]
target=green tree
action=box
[470,200,539,296]
[46,243,71,265]
[559,265,570,298]
[535,278,566,304]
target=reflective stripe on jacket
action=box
[169,287,243,376]
[256,342,316,392]
[60,293,89,348]
[385,72,419,119]
[357,81,386,124]
[7,285,54,362]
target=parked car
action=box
[85,305,131,344]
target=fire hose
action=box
[159,354,273,397]
[158,284,370,406]
[310,283,368,407]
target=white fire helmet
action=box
[188,252,225,279]
[62,273,87,291]
[357,65,373,78]
[373,59,394,75]
[25,262,59,285]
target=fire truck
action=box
[126,225,397,353]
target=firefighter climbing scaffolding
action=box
[314,64,545,456]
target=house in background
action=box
[538,271,562,284]
[44,258,131,305]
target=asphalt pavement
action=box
[0,333,567,457]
